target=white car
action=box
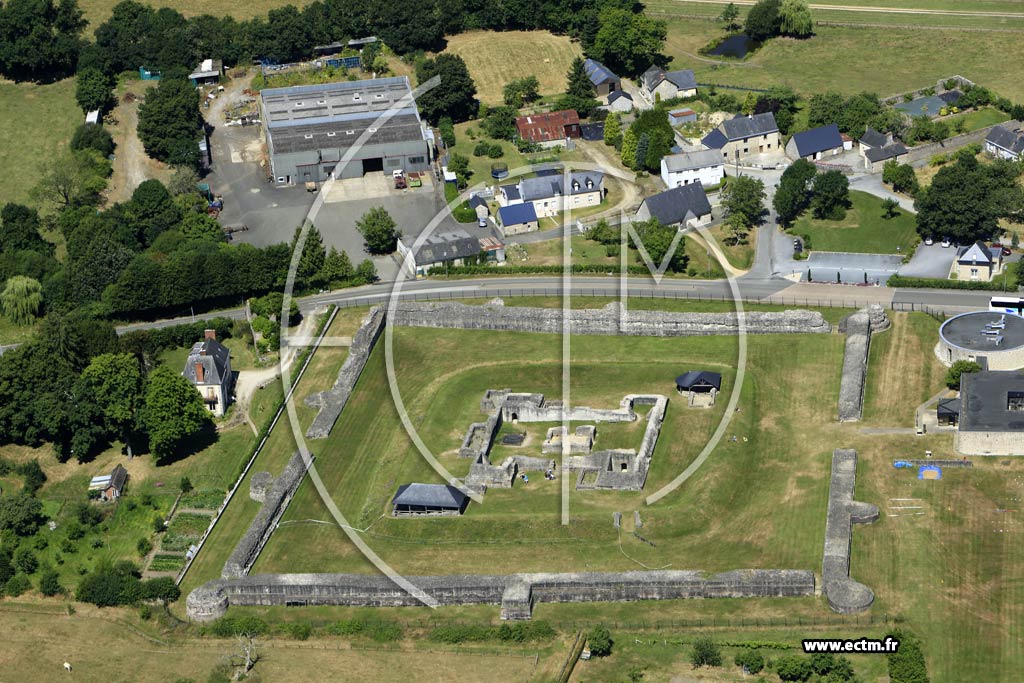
[941,237,952,248]
[924,237,934,246]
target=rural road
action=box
[672,0,1024,19]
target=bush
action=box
[5,573,31,597]
[487,143,504,159]
[39,567,62,596]
[588,625,613,657]
[205,615,268,637]
[473,141,491,157]
[428,621,556,644]
[139,604,152,620]
[886,272,1018,291]
[887,630,929,683]
[735,650,765,674]
[14,547,38,574]
[285,621,313,640]
[775,654,813,681]
[946,360,982,390]
[690,637,723,667]
[137,537,153,557]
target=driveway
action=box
[898,242,955,278]
[771,227,903,284]
[849,173,916,213]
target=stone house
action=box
[640,67,697,103]
[859,127,908,172]
[498,171,604,218]
[392,483,469,516]
[953,241,1003,282]
[635,182,713,228]
[660,149,725,189]
[183,330,233,417]
[985,121,1024,160]
[497,202,539,235]
[785,124,844,161]
[675,370,722,407]
[396,228,483,278]
[605,91,634,113]
[701,112,781,162]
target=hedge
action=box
[119,317,235,356]
[887,272,1019,291]
[434,264,677,277]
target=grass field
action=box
[944,106,1011,133]
[443,31,582,105]
[0,78,79,208]
[790,190,919,254]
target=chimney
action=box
[195,361,205,384]
[204,328,216,341]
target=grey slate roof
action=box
[986,121,1024,156]
[701,128,728,150]
[498,203,538,226]
[411,229,481,266]
[864,141,907,163]
[959,370,1024,432]
[721,112,778,141]
[183,338,231,386]
[108,464,128,493]
[608,90,633,104]
[639,182,712,226]
[663,149,725,172]
[859,127,889,148]
[936,397,960,416]
[392,483,469,509]
[957,241,998,265]
[642,66,697,92]
[790,124,843,157]
[583,58,619,86]
[675,370,722,391]
[500,184,521,201]
[518,171,603,202]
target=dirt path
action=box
[106,82,171,204]
[576,141,643,217]
[672,0,1024,19]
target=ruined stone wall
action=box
[306,307,386,439]
[822,449,879,614]
[222,452,311,580]
[459,413,502,459]
[186,569,815,622]
[391,301,831,337]
[837,306,888,422]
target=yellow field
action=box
[443,30,582,105]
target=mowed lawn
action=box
[0,78,79,206]
[443,30,582,105]
[791,190,919,254]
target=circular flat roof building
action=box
[937,311,1024,370]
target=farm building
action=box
[660,149,725,189]
[640,67,697,103]
[260,76,432,185]
[584,58,621,97]
[701,113,780,162]
[516,110,581,144]
[985,121,1024,160]
[953,242,1004,282]
[859,128,908,172]
[497,202,539,235]
[668,108,697,126]
[605,91,634,113]
[183,330,233,417]
[392,483,470,516]
[396,228,483,278]
[89,465,128,502]
[938,311,1024,371]
[953,370,1024,455]
[786,124,844,161]
[189,58,223,85]
[635,182,712,228]
[498,171,604,218]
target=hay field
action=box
[443,30,582,105]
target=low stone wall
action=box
[391,300,831,337]
[306,307,386,439]
[823,449,879,614]
[186,568,815,622]
[222,452,311,580]
[837,306,889,422]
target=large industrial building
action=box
[259,76,433,185]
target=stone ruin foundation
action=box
[837,305,890,422]
[823,448,879,613]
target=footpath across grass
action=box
[790,190,918,255]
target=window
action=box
[971,268,979,279]
[317,99,326,105]
[743,148,748,154]
[1009,391,1024,411]
[409,155,425,164]
[295,102,304,107]
[375,93,385,99]
[304,134,314,139]
[353,93,361,100]
[368,127,377,132]
[346,130,354,135]
[326,132,336,137]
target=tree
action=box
[70,124,115,157]
[480,105,518,140]
[721,175,767,227]
[503,76,540,107]
[79,353,144,457]
[17,459,46,494]
[137,77,203,166]
[882,161,919,196]
[744,0,782,42]
[946,360,982,390]
[881,197,900,219]
[75,68,114,113]
[354,259,377,284]
[142,366,210,462]
[0,494,45,536]
[811,171,850,220]
[0,0,86,82]
[0,203,49,256]
[291,225,327,287]
[634,219,688,272]
[590,7,667,76]
[415,54,477,124]
[634,133,650,170]
[807,92,845,129]
[1,276,43,325]
[447,153,472,188]
[726,212,748,245]
[322,246,354,285]
[31,150,111,209]
[560,56,599,118]
[690,637,723,667]
[779,0,813,37]
[915,154,1022,243]
[734,650,764,674]
[603,112,622,148]
[39,566,62,596]
[718,2,741,32]
[14,547,38,574]
[356,207,400,255]
[587,625,613,656]
[886,630,929,683]
[180,476,193,493]
[620,128,638,170]
[775,655,813,681]
[0,549,12,586]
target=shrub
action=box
[690,637,723,667]
[946,360,982,390]
[736,650,765,674]
[137,537,153,557]
[5,573,31,597]
[285,621,313,640]
[588,625,613,657]
[39,567,63,596]
[139,604,152,620]
[14,547,38,574]
[205,615,268,637]
[487,143,504,159]
[775,655,813,681]
[473,141,491,157]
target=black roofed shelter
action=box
[675,371,722,408]
[391,483,470,516]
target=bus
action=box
[990,296,1024,317]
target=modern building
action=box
[953,370,1024,455]
[985,121,1024,160]
[786,124,845,161]
[937,311,1024,371]
[392,483,470,516]
[260,76,432,185]
[640,67,697,103]
[583,58,621,98]
[396,228,484,278]
[515,110,581,144]
[953,242,1004,282]
[701,113,781,162]
[189,58,223,85]
[498,171,604,218]
[635,182,713,227]
[660,149,725,188]
[183,330,233,417]
[497,202,539,235]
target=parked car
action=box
[478,217,488,229]
[924,236,934,246]
[941,237,952,248]
[793,238,802,254]
[992,243,1012,256]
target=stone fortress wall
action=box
[822,448,879,614]
[837,305,890,422]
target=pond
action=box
[707,34,758,58]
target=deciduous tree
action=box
[79,353,144,457]
[0,276,43,325]
[356,207,400,255]
[721,175,766,227]
[415,54,478,124]
[142,366,210,462]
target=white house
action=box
[498,171,604,218]
[183,330,233,417]
[605,91,634,113]
[985,121,1024,160]
[660,149,725,189]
